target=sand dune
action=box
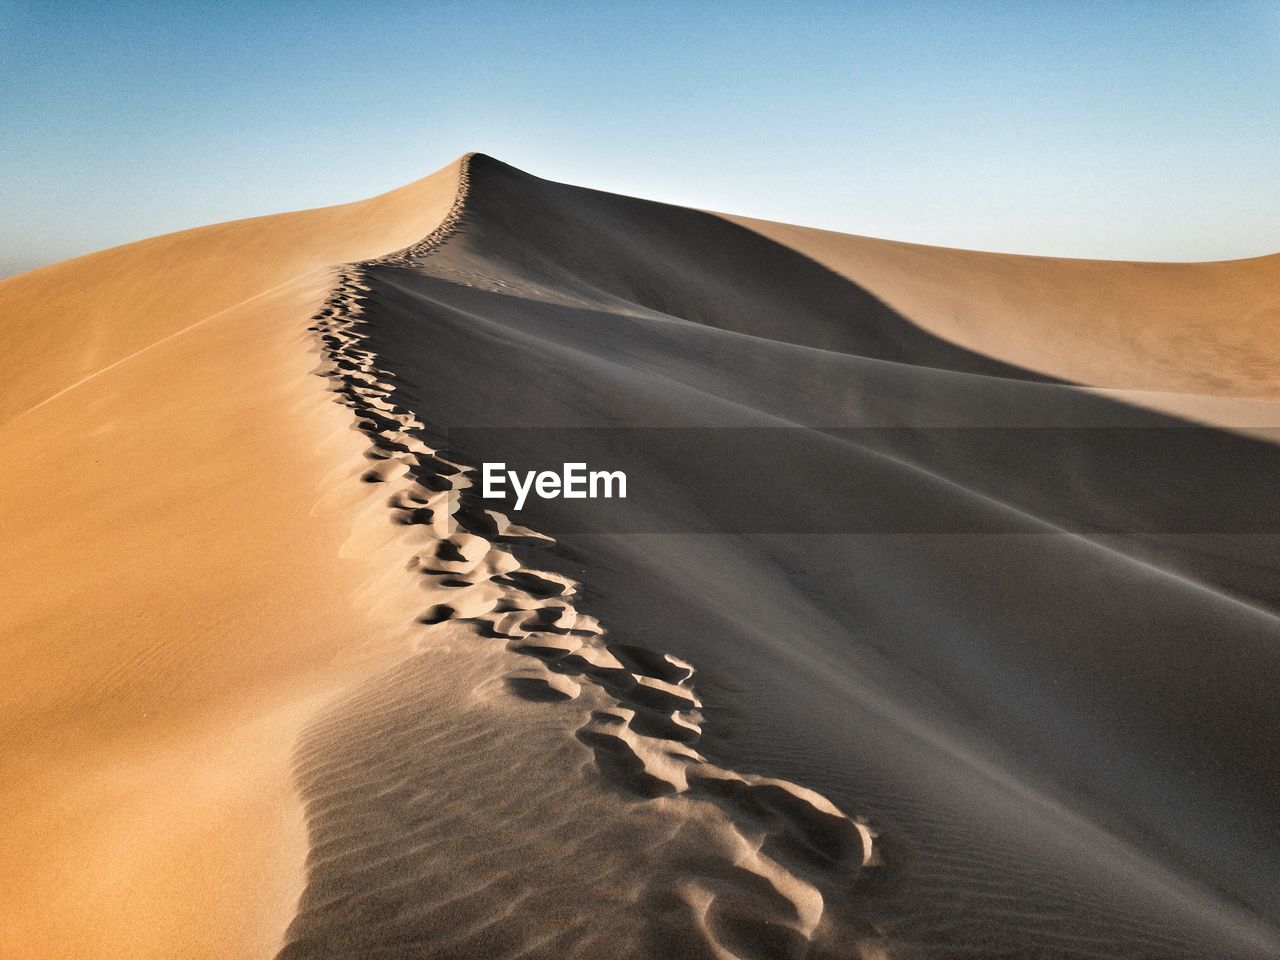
[2,152,1278,958]
[727,214,1280,397]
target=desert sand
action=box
[2,153,1278,959]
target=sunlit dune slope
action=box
[0,159,464,959]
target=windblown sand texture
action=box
[2,153,1279,959]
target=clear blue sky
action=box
[2,1,1278,276]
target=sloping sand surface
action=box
[0,166,465,957]
[3,152,1279,959]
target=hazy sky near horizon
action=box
[2,1,1279,276]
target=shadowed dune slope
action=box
[306,154,1280,959]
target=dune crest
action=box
[0,158,467,423]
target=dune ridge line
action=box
[382,151,477,264]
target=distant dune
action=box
[727,215,1280,398]
[2,153,1278,959]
